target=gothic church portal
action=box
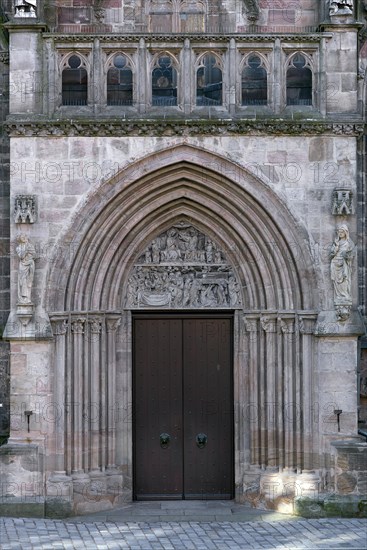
[0,0,366,517]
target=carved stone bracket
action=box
[332,189,353,216]
[125,224,242,309]
[89,318,103,334]
[14,195,37,224]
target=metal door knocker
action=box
[196,433,208,449]
[160,433,170,449]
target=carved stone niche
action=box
[331,189,353,216]
[124,223,242,309]
[14,195,37,224]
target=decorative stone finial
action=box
[14,0,37,18]
[328,0,353,17]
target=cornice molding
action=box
[5,119,364,138]
[42,32,325,44]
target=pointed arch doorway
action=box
[46,145,319,512]
[129,222,239,499]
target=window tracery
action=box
[61,53,88,106]
[286,52,313,106]
[241,54,268,106]
[151,54,178,106]
[196,53,223,106]
[107,54,134,106]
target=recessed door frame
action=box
[131,311,239,500]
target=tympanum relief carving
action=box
[125,224,242,309]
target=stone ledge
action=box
[0,497,45,517]
[294,495,367,518]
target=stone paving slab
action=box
[1,517,366,549]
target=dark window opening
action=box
[107,55,133,106]
[242,55,267,106]
[152,56,177,106]
[196,54,222,106]
[62,55,88,106]
[286,53,312,106]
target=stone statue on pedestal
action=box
[16,234,36,305]
[329,224,355,321]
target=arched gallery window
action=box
[196,54,222,106]
[107,54,133,106]
[62,54,88,106]
[241,55,267,106]
[286,53,312,106]
[152,55,178,106]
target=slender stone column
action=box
[280,317,301,469]
[261,315,277,468]
[53,318,68,473]
[71,317,86,476]
[299,314,317,471]
[106,316,121,472]
[244,315,260,467]
[281,317,295,471]
[138,38,147,113]
[183,38,191,115]
[89,318,102,474]
[227,38,236,114]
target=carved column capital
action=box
[53,319,68,336]
[260,316,277,333]
[299,315,316,335]
[71,317,86,334]
[89,318,103,334]
[106,317,121,333]
[279,318,295,334]
[244,317,258,332]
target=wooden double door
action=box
[133,314,234,500]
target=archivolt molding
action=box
[45,145,318,315]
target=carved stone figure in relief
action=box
[14,0,37,17]
[332,189,353,216]
[329,0,353,16]
[329,224,355,319]
[14,195,36,224]
[126,224,242,309]
[16,234,36,305]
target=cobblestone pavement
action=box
[1,516,366,549]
